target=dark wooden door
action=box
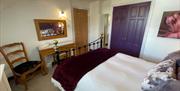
[110,2,151,57]
[73,8,88,47]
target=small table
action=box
[38,43,76,72]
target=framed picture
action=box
[157,11,180,39]
[34,19,67,41]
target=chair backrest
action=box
[0,42,29,70]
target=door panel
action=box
[111,2,151,57]
[73,8,88,47]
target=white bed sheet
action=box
[51,53,156,91]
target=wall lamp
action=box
[59,11,66,20]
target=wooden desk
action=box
[38,43,76,72]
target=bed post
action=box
[55,51,60,64]
[100,34,103,48]
[53,45,61,64]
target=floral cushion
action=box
[164,50,180,61]
[141,59,176,91]
[154,80,180,91]
[148,59,176,77]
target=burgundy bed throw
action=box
[52,48,117,91]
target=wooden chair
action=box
[0,42,47,90]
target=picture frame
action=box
[157,11,180,39]
[34,19,67,41]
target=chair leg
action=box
[23,81,28,91]
[14,76,19,84]
[41,63,48,75]
[21,75,28,90]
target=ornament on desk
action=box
[53,40,59,51]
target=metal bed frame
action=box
[54,34,106,64]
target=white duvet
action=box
[51,53,156,91]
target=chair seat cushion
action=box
[14,61,41,74]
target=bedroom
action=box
[0,0,180,91]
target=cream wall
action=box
[0,0,2,46]
[141,0,180,61]
[102,0,180,62]
[101,0,111,15]
[1,0,74,60]
[1,0,180,76]
[1,0,74,76]
[89,1,101,42]
[0,0,97,77]
[71,0,90,9]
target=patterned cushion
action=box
[141,59,176,91]
[154,80,180,91]
[14,61,40,74]
[148,59,176,77]
[164,50,180,61]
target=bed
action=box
[51,34,180,91]
[51,48,156,91]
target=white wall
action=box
[101,0,111,15]
[102,0,180,62]
[0,0,2,46]
[141,0,180,61]
[1,0,74,60]
[89,1,101,42]
[0,0,74,76]
[1,0,179,76]
[0,0,97,77]
[70,0,90,10]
